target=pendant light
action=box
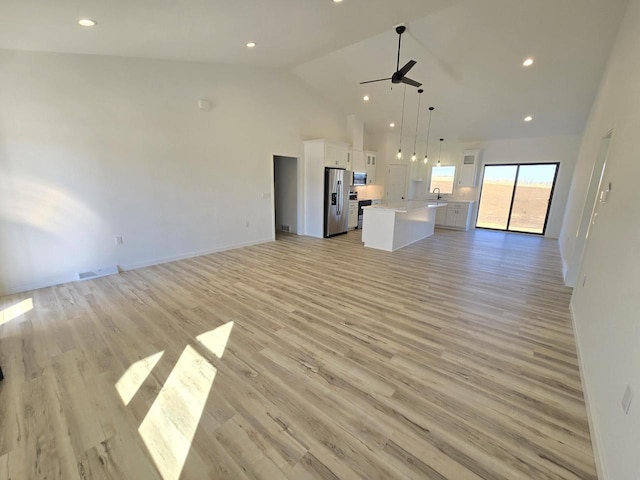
[411,89,424,163]
[437,138,444,165]
[396,85,407,160]
[423,106,435,164]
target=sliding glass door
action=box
[476,163,559,235]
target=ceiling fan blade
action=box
[400,77,422,88]
[396,29,403,72]
[397,60,417,77]
[360,77,392,84]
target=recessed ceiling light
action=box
[522,58,534,67]
[333,0,343,3]
[246,42,256,48]
[78,18,97,27]
[524,115,533,122]
[389,123,395,128]
[363,95,370,102]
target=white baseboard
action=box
[0,273,79,297]
[0,237,274,297]
[119,237,273,272]
[570,302,608,479]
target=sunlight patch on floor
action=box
[116,351,164,406]
[136,321,234,480]
[196,321,234,358]
[0,298,33,326]
[139,345,216,480]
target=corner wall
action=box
[0,49,346,295]
[559,0,640,478]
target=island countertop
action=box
[362,201,445,251]
[364,200,447,213]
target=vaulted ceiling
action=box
[294,0,629,141]
[0,0,628,142]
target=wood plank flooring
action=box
[0,229,596,479]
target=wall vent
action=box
[77,266,119,281]
[280,225,291,232]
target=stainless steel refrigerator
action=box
[324,167,350,237]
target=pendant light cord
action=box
[413,91,422,156]
[399,85,407,150]
[425,108,433,159]
[438,138,444,164]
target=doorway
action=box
[565,132,611,286]
[273,155,298,235]
[386,164,408,204]
[476,163,559,235]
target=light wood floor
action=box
[0,229,596,480]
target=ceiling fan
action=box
[360,25,422,88]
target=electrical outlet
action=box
[622,385,634,415]
[114,236,124,245]
[245,221,250,228]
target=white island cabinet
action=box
[362,201,446,252]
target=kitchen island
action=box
[362,201,446,252]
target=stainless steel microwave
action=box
[352,171,367,186]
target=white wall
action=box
[273,156,298,234]
[368,132,580,238]
[559,1,640,478]
[0,49,347,295]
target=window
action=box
[429,166,456,194]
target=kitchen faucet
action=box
[432,187,442,200]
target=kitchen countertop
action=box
[411,198,475,203]
[364,200,447,213]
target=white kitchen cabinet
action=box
[435,201,476,231]
[457,149,482,187]
[365,151,377,184]
[324,141,351,169]
[304,139,352,238]
[348,200,358,229]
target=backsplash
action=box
[354,184,384,199]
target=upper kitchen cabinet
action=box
[365,151,377,184]
[457,149,482,187]
[324,140,351,169]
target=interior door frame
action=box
[475,162,560,236]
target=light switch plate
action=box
[622,385,634,415]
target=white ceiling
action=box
[0,0,449,67]
[294,0,629,141]
[0,0,629,142]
